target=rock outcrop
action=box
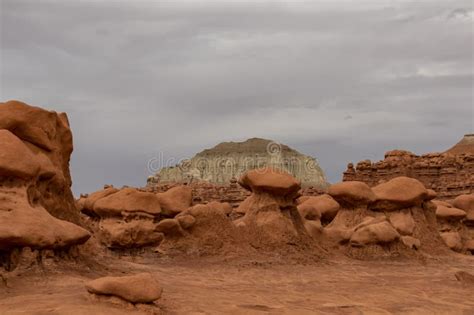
[321,177,447,257]
[150,138,328,188]
[0,101,90,258]
[343,135,474,200]
[0,100,81,223]
[436,194,474,253]
[79,187,165,249]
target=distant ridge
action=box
[445,134,474,155]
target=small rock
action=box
[85,273,162,303]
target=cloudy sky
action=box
[1,0,473,195]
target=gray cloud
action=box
[1,0,473,194]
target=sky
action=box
[1,0,473,196]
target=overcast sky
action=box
[1,0,473,195]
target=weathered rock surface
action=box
[440,232,463,252]
[0,100,80,223]
[99,218,164,248]
[343,135,474,200]
[0,187,90,250]
[297,195,340,222]
[86,273,162,303]
[152,138,328,188]
[350,220,400,247]
[0,101,90,254]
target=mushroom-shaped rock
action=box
[156,185,193,217]
[453,194,474,212]
[0,187,90,250]
[0,129,41,179]
[370,177,429,211]
[297,195,339,222]
[85,273,162,304]
[328,181,376,207]
[435,205,466,221]
[350,220,400,247]
[238,167,300,197]
[93,188,161,217]
[389,210,415,235]
[440,232,463,252]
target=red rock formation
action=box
[343,135,474,200]
[0,100,90,255]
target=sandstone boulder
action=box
[389,210,415,235]
[350,220,400,247]
[435,205,466,221]
[400,235,421,249]
[328,181,376,207]
[453,194,474,212]
[82,187,119,215]
[297,195,339,222]
[370,177,429,211]
[93,188,161,217]
[156,185,192,216]
[85,273,162,303]
[99,218,163,248]
[0,129,41,179]
[440,232,463,252]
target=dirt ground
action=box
[1,252,473,315]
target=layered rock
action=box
[0,101,90,259]
[343,135,474,200]
[151,138,328,188]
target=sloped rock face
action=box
[151,138,328,188]
[321,177,447,258]
[343,135,474,200]
[0,101,89,253]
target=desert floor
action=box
[1,253,473,315]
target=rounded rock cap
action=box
[328,181,376,207]
[238,167,301,196]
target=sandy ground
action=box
[0,254,473,315]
